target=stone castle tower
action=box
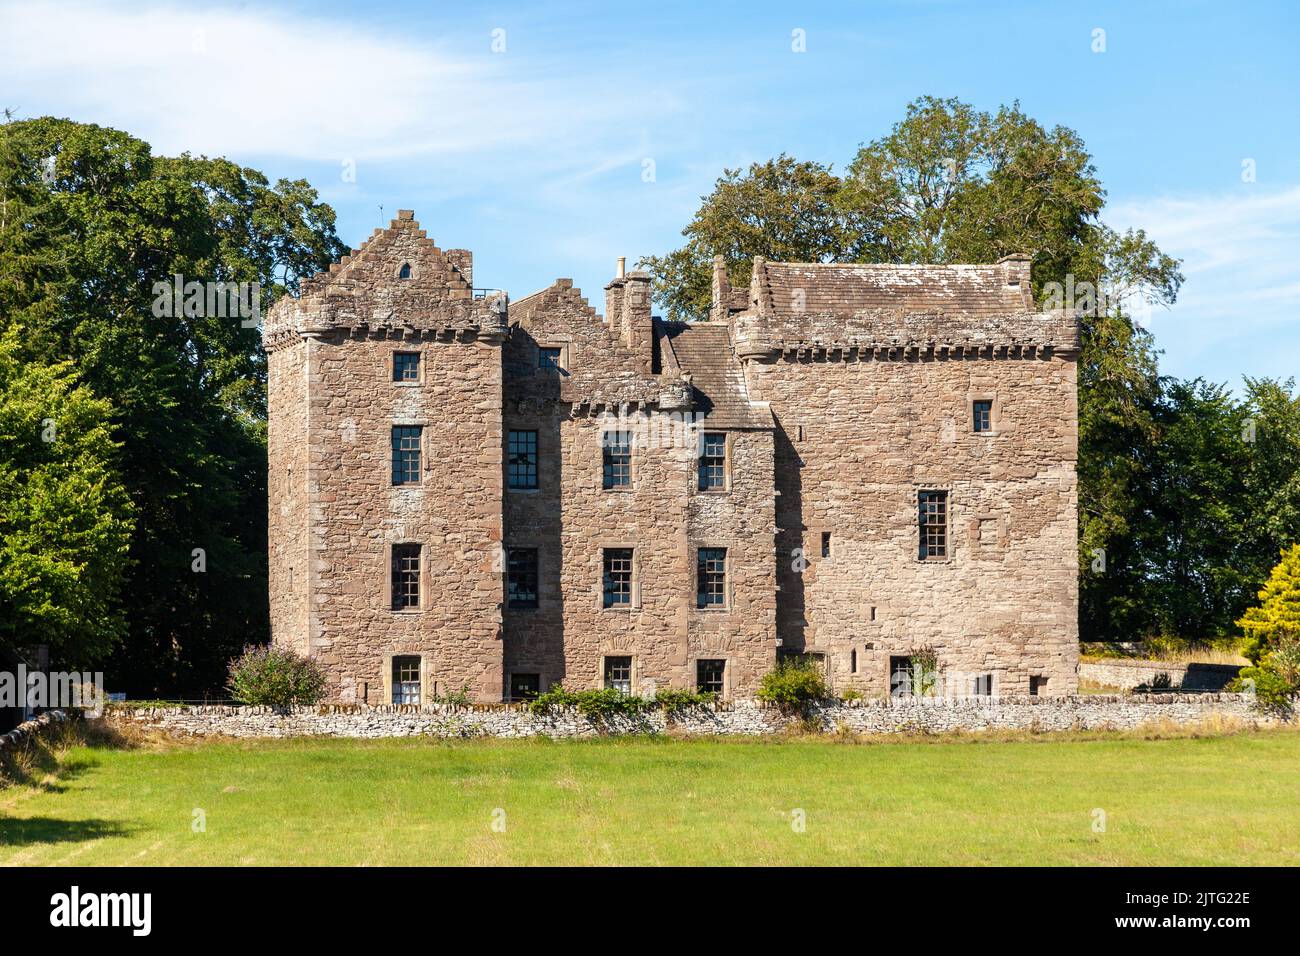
[265,211,1080,704]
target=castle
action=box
[264,210,1080,704]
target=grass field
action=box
[3,729,1298,865]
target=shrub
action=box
[529,686,716,720]
[226,645,326,707]
[529,686,651,720]
[1230,632,1300,714]
[840,688,863,702]
[756,660,829,712]
[652,688,716,713]
[432,683,473,707]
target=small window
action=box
[391,543,421,609]
[604,656,633,694]
[850,648,857,673]
[509,673,540,702]
[696,659,725,696]
[698,432,726,491]
[973,399,993,433]
[392,655,421,704]
[391,426,422,485]
[1029,675,1048,697]
[973,673,994,696]
[602,431,632,489]
[602,548,633,608]
[538,347,562,370]
[398,262,412,280]
[508,430,538,490]
[507,548,539,609]
[393,351,420,382]
[696,547,727,608]
[821,531,832,559]
[918,490,948,560]
[890,656,914,697]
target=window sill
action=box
[393,381,422,387]
[507,486,541,494]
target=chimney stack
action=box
[622,271,653,372]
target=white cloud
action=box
[1106,187,1300,382]
[0,0,668,164]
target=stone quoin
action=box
[264,211,1081,704]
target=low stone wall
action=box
[1079,659,1241,691]
[0,709,70,753]
[105,693,1274,740]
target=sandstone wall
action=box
[746,351,1079,695]
[504,284,776,698]
[267,339,310,657]
[296,330,505,704]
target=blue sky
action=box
[2,0,1297,386]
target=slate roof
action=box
[755,260,1036,319]
[656,320,772,429]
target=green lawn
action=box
[3,731,1298,865]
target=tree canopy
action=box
[0,116,345,693]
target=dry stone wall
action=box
[107,694,1273,740]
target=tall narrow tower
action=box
[264,211,508,704]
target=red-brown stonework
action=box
[266,214,1080,703]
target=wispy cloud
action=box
[1106,187,1300,383]
[0,0,679,165]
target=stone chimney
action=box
[710,255,729,323]
[604,274,625,331]
[622,271,653,372]
[997,253,1033,308]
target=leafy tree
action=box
[0,326,134,664]
[1236,544,1300,663]
[643,155,869,322]
[1139,379,1253,640]
[0,117,345,694]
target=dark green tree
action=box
[0,117,345,694]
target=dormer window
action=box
[398,262,412,280]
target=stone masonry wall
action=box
[1079,659,1241,691]
[504,284,776,698]
[107,694,1274,740]
[266,339,310,657]
[303,331,505,704]
[746,351,1079,696]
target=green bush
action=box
[529,686,717,720]
[652,688,717,713]
[226,645,326,707]
[1231,634,1300,714]
[530,686,650,720]
[756,660,829,712]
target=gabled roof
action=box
[657,320,772,429]
[753,258,1036,319]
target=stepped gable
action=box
[264,210,496,346]
[512,278,661,408]
[656,320,772,428]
